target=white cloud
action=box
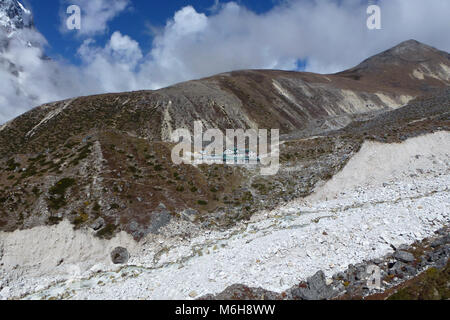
[61,0,129,36]
[75,31,142,92]
[1,0,450,123]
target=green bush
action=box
[96,224,117,238]
[93,202,101,212]
[47,178,76,210]
[49,178,76,196]
[110,203,120,209]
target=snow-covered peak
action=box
[0,0,33,35]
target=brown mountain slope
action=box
[0,40,448,239]
[0,40,448,157]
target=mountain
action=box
[0,40,448,240]
[0,0,33,50]
[0,0,44,122]
[1,40,449,151]
[0,0,32,34]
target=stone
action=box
[111,247,130,264]
[355,263,367,281]
[388,261,407,276]
[291,271,336,300]
[393,250,415,263]
[332,272,345,280]
[427,252,440,262]
[90,217,104,231]
[346,264,357,282]
[431,238,445,248]
[435,257,447,270]
[403,265,416,276]
[181,209,199,222]
[148,203,172,234]
[0,286,10,299]
[372,258,383,265]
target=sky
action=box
[0,0,449,123]
[25,0,280,65]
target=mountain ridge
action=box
[0,39,448,240]
[0,39,448,156]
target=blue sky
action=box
[26,0,281,65]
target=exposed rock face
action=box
[394,251,415,263]
[291,271,337,300]
[0,0,33,36]
[110,247,129,265]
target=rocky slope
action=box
[1,130,448,300]
[1,40,449,151]
[201,229,450,300]
[0,41,448,241]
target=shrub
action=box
[73,213,89,227]
[49,178,76,196]
[96,224,117,238]
[5,159,20,171]
[93,202,101,212]
[110,203,120,210]
[48,216,63,225]
[32,186,41,197]
[47,178,76,210]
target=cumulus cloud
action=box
[1,0,450,123]
[61,0,129,36]
[75,31,143,92]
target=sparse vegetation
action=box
[96,223,117,239]
[388,263,450,300]
[47,178,76,210]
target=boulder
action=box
[388,261,407,276]
[111,247,130,264]
[291,271,336,300]
[90,217,105,231]
[394,250,415,263]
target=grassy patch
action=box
[388,262,450,300]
